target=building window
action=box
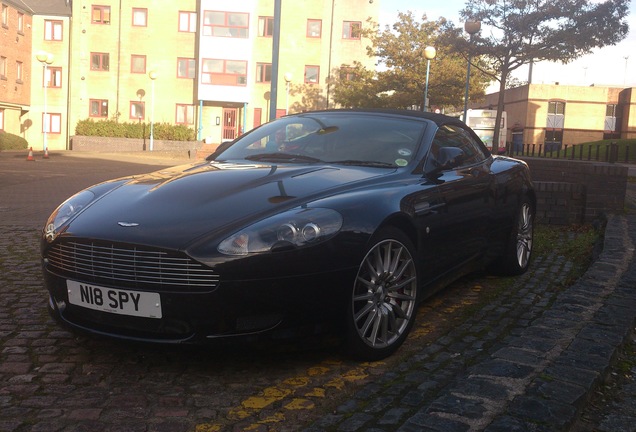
[342,21,361,39]
[177,58,195,79]
[17,12,24,33]
[16,61,23,83]
[179,11,196,32]
[43,113,62,134]
[0,108,4,130]
[256,63,272,83]
[604,104,620,139]
[202,11,248,38]
[307,19,321,38]
[130,101,144,120]
[2,4,8,28]
[90,99,109,117]
[45,67,62,88]
[0,56,6,79]
[131,55,146,73]
[132,8,147,26]
[304,65,319,84]
[546,100,565,129]
[45,20,63,40]
[176,104,195,125]
[91,52,109,71]
[201,59,247,86]
[339,67,355,81]
[92,5,110,24]
[258,16,273,37]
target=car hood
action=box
[63,161,392,249]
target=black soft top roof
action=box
[293,108,465,128]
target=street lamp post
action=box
[463,21,481,122]
[36,51,55,152]
[148,70,158,151]
[284,72,292,115]
[423,46,436,112]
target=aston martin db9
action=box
[41,109,535,360]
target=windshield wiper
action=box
[330,160,396,168]
[245,153,323,163]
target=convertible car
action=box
[41,109,535,360]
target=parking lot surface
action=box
[1,150,635,432]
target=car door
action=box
[424,123,494,272]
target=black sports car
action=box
[41,109,535,360]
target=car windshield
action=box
[212,113,427,167]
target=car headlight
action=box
[218,207,343,255]
[44,190,95,242]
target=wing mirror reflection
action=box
[426,147,465,179]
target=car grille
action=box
[45,240,219,292]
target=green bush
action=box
[0,131,29,150]
[75,119,196,141]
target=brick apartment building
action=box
[0,0,379,151]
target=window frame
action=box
[0,56,7,80]
[17,12,24,34]
[178,11,197,32]
[91,5,111,25]
[177,57,196,79]
[90,52,110,71]
[2,4,8,28]
[89,99,109,118]
[43,112,62,134]
[131,55,146,74]
[256,62,272,83]
[304,65,320,84]
[307,19,322,38]
[201,58,247,86]
[44,20,63,41]
[16,61,23,83]
[258,16,273,37]
[202,10,249,38]
[132,8,148,27]
[342,21,361,39]
[45,66,63,88]
[130,101,145,120]
[176,104,195,125]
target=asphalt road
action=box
[1,150,635,432]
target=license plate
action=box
[66,280,162,319]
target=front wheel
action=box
[345,228,419,361]
[499,198,534,275]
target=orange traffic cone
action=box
[43,147,49,159]
[26,147,35,161]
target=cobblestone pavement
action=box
[1,151,635,432]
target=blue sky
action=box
[378,0,636,90]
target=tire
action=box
[499,197,534,275]
[345,227,419,361]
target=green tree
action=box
[330,13,491,112]
[453,0,630,145]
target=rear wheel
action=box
[500,198,534,275]
[346,228,419,361]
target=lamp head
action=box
[424,46,437,60]
[464,21,481,35]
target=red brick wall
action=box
[520,157,628,224]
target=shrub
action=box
[75,119,196,141]
[0,131,29,150]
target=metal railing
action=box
[505,142,631,164]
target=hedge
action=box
[75,119,196,141]
[0,131,29,150]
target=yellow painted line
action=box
[196,358,373,431]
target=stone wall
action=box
[520,157,628,225]
[69,136,202,154]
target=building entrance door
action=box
[222,108,238,141]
